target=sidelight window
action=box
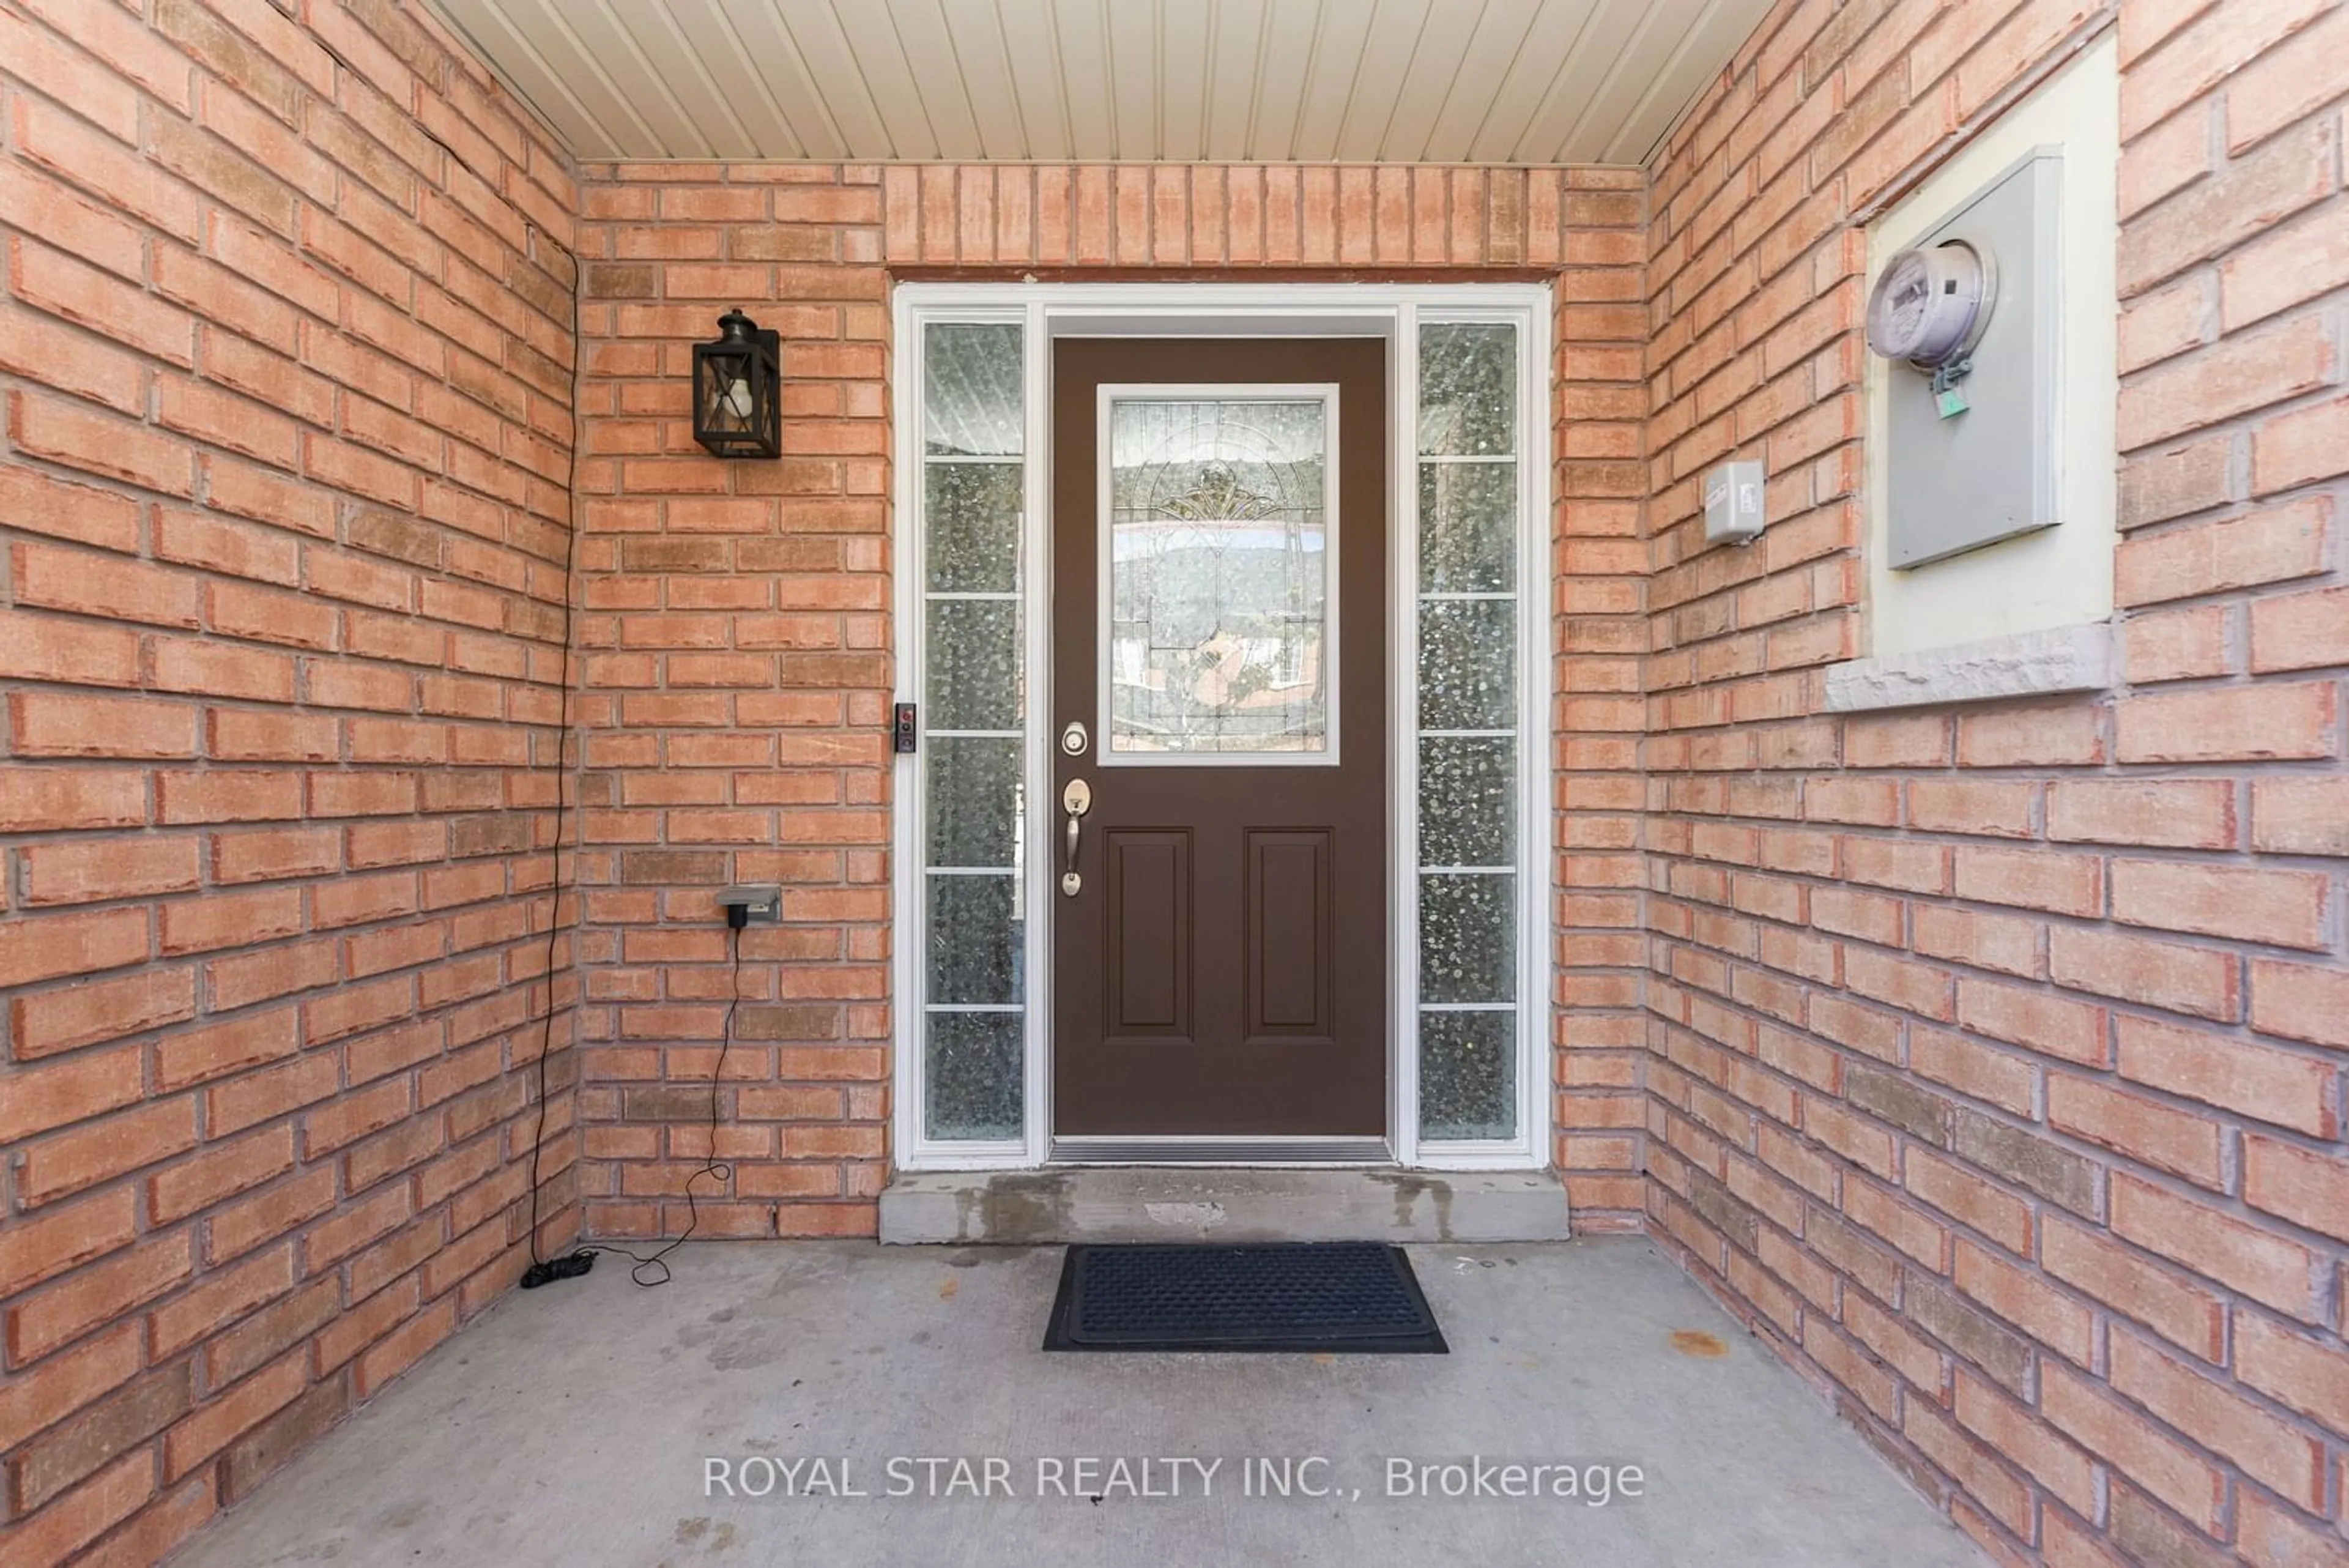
[1414,322,1524,1144]
[918,322,1027,1140]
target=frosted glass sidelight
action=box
[926,874,1023,1005]
[919,319,1027,1143]
[924,737,1022,868]
[1106,397,1330,756]
[924,324,1023,457]
[1419,735,1515,868]
[1418,598,1516,732]
[926,599,1022,731]
[1419,873,1516,1005]
[925,1013,1023,1140]
[1418,461,1516,593]
[1417,324,1517,456]
[1418,1010,1516,1141]
[926,463,1022,593]
[1414,319,1524,1142]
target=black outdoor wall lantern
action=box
[692,308,782,458]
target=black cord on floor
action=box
[594,920,741,1287]
[524,918,743,1290]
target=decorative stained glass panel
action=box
[1105,396,1333,758]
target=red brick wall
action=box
[571,162,1653,1237]
[1644,1,2349,1562]
[14,2,2343,1562]
[0,1,577,1560]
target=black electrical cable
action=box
[516,256,741,1293]
[519,231,584,1287]
[522,912,746,1290]
[593,918,742,1287]
[301,35,596,1292]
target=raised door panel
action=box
[1245,828,1333,1042]
[1104,829,1190,1040]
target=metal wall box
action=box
[1885,148,2063,569]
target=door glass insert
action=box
[1103,393,1335,760]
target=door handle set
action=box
[1060,777,1091,896]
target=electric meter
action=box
[1864,240,1994,368]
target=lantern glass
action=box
[692,309,781,458]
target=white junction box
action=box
[1704,459,1765,546]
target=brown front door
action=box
[1052,338,1387,1138]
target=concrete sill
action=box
[1822,620,2114,713]
[879,1167,1573,1245]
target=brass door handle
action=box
[1060,778,1091,895]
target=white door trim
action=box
[889,281,1554,1173]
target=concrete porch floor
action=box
[168,1239,1981,1568]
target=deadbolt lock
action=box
[1060,721,1089,757]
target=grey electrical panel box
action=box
[1884,147,2063,569]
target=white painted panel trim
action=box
[1387,302,1422,1170]
[891,281,1553,1176]
[1021,299,1055,1170]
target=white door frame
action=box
[889,281,1554,1173]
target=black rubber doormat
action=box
[1042,1242,1447,1353]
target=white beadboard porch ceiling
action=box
[423,0,1771,166]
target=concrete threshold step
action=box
[878,1167,1572,1245]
